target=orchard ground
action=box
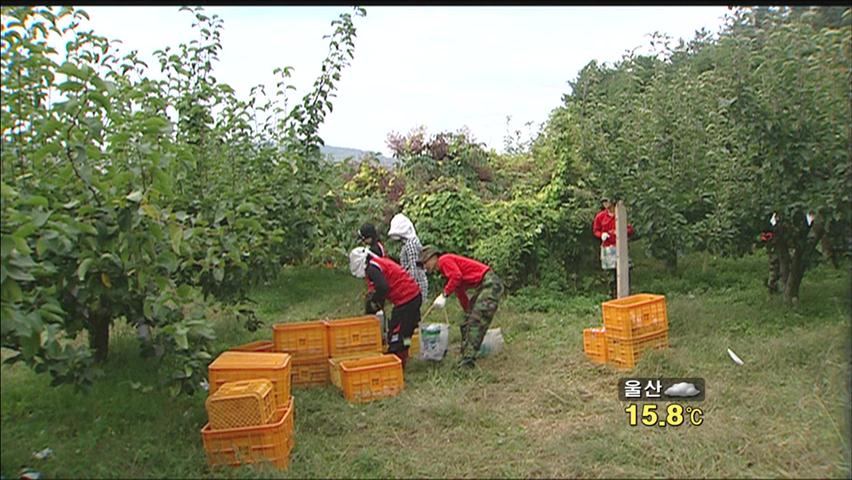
[1,248,850,479]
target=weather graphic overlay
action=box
[620,378,705,428]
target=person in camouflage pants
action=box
[419,246,504,368]
[459,270,504,363]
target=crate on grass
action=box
[583,327,608,364]
[602,294,667,339]
[206,379,275,430]
[201,397,295,470]
[272,320,328,361]
[208,351,291,407]
[339,354,404,403]
[605,330,668,370]
[324,316,382,358]
[291,359,330,387]
[328,351,383,389]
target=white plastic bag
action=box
[419,323,449,361]
[478,328,504,358]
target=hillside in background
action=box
[320,145,397,168]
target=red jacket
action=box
[365,256,421,307]
[437,254,490,313]
[593,209,634,247]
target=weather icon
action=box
[664,382,701,397]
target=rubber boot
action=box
[395,348,409,369]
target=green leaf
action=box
[21,196,49,208]
[1,279,23,302]
[1,236,14,258]
[176,284,192,298]
[126,190,143,203]
[40,119,63,137]
[77,258,94,281]
[168,224,182,254]
[58,61,87,79]
[157,251,178,273]
[58,80,85,92]
[13,223,38,239]
[174,332,188,350]
[89,92,110,112]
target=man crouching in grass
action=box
[419,246,504,369]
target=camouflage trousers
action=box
[767,247,781,294]
[460,270,504,362]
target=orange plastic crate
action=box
[583,327,608,364]
[206,379,276,430]
[291,358,330,388]
[230,340,275,353]
[272,321,329,362]
[328,351,383,390]
[605,330,668,370]
[602,294,668,339]
[208,352,292,407]
[201,397,295,470]
[339,354,404,403]
[324,316,383,358]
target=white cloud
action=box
[664,382,701,397]
[59,6,729,156]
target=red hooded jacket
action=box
[436,254,491,313]
[593,209,635,247]
[365,255,421,307]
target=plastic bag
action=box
[478,328,504,358]
[601,246,617,270]
[419,323,449,361]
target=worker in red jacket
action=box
[349,246,422,367]
[592,197,635,298]
[419,246,504,368]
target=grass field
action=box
[2,251,850,478]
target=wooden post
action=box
[615,200,629,298]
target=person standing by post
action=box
[593,197,634,298]
[419,246,503,369]
[387,213,429,300]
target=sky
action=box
[72,6,731,157]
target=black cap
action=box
[358,223,378,241]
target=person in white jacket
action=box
[387,213,429,300]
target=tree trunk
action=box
[664,254,678,274]
[90,312,111,364]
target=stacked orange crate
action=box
[208,351,292,407]
[202,397,295,470]
[202,352,296,470]
[273,321,330,387]
[601,294,668,369]
[229,340,275,353]
[324,316,384,392]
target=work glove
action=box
[601,232,610,242]
[365,297,382,315]
[432,294,447,310]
